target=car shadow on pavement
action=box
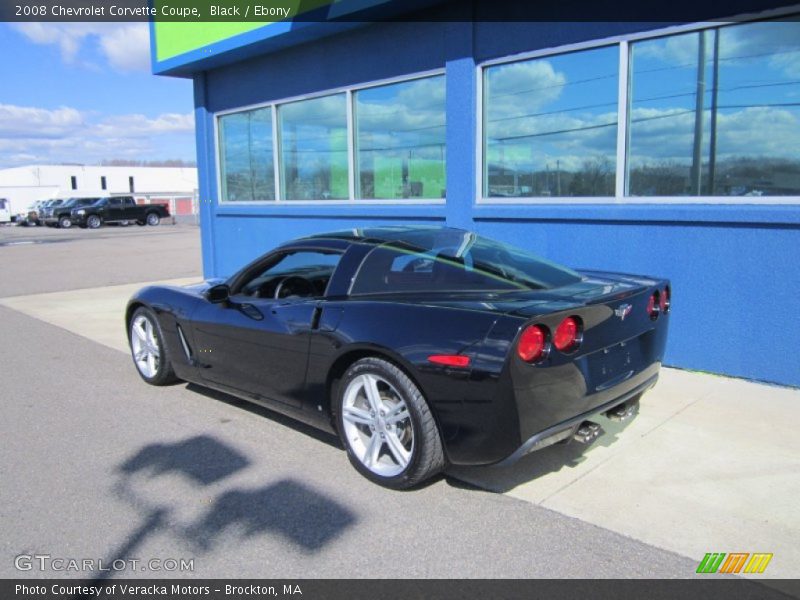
[182,383,449,491]
[185,382,343,449]
[445,415,634,494]
[97,434,356,580]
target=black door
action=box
[189,249,343,408]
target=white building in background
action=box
[0,165,199,217]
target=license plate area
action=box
[589,341,635,392]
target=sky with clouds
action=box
[0,23,195,168]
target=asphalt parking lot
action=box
[0,223,794,591]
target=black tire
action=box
[336,357,445,489]
[58,216,72,229]
[128,306,178,386]
[146,212,160,226]
[87,215,102,229]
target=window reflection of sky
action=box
[484,20,800,197]
[629,20,800,196]
[484,45,619,197]
[279,94,348,200]
[356,76,446,199]
[219,108,274,201]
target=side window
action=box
[351,243,529,295]
[237,250,342,299]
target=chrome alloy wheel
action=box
[130,314,160,378]
[341,373,414,477]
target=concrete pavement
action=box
[3,276,799,581]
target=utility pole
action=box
[556,159,561,196]
[691,30,707,196]
[708,29,720,195]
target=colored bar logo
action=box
[696,552,773,574]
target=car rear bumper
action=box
[495,369,658,466]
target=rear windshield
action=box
[350,230,582,295]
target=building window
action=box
[218,107,275,201]
[480,16,800,202]
[483,45,619,198]
[100,176,107,190]
[70,176,77,190]
[278,94,349,201]
[627,20,800,197]
[129,176,135,193]
[354,75,446,199]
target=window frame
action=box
[229,246,346,299]
[476,7,800,205]
[214,69,447,206]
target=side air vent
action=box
[176,324,193,363]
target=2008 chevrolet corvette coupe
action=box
[127,227,670,488]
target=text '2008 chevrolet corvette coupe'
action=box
[127,227,670,488]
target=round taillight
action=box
[646,291,660,320]
[554,316,581,353]
[660,286,670,314]
[517,324,548,363]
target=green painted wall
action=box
[155,22,269,62]
[153,0,337,62]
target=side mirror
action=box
[206,284,230,304]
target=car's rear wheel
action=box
[87,215,101,229]
[129,307,178,386]
[58,216,72,229]
[146,212,160,226]
[336,357,444,489]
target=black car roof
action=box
[299,226,469,247]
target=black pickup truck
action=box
[71,196,171,229]
[43,197,100,228]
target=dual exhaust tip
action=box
[572,399,639,444]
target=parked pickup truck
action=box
[71,196,170,229]
[43,197,100,228]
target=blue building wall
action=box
[192,18,800,387]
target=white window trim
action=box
[476,5,800,205]
[214,68,447,205]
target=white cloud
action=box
[627,105,800,165]
[0,104,85,138]
[12,22,151,72]
[0,103,194,167]
[98,24,151,72]
[95,113,195,137]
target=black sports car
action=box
[127,227,670,488]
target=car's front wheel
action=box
[58,216,72,229]
[87,215,101,229]
[336,357,445,489]
[129,307,178,386]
